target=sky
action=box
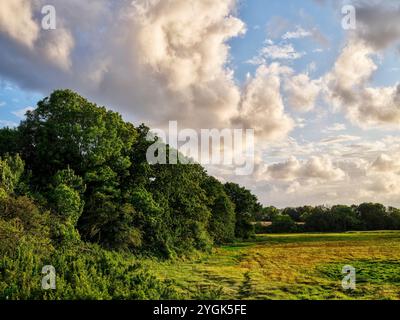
[0,0,400,208]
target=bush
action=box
[0,241,180,300]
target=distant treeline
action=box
[254,204,400,234]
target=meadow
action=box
[144,231,400,300]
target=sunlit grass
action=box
[143,231,400,300]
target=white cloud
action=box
[320,135,361,144]
[284,73,321,112]
[231,63,294,141]
[247,43,305,65]
[324,123,346,132]
[0,0,39,47]
[0,0,296,142]
[38,28,75,70]
[0,0,75,69]
[261,43,305,60]
[282,26,312,40]
[371,154,400,173]
[0,120,18,127]
[267,155,345,182]
[0,0,250,132]
[324,39,400,128]
[12,106,34,118]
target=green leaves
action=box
[224,182,258,240]
[202,176,235,244]
[0,154,24,195]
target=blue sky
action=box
[0,80,41,127]
[0,0,399,207]
[230,0,342,80]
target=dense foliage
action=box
[0,90,263,299]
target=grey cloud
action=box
[354,1,400,50]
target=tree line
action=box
[255,204,400,233]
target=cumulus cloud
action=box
[209,130,400,207]
[0,0,39,47]
[38,28,74,70]
[284,73,321,112]
[324,39,400,128]
[0,0,298,143]
[0,0,75,69]
[253,135,400,207]
[366,172,400,195]
[231,64,294,141]
[267,155,345,182]
[317,1,400,128]
[371,154,400,172]
[353,1,400,50]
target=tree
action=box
[0,127,20,156]
[269,215,297,233]
[49,168,86,244]
[129,187,168,255]
[127,125,214,255]
[1,90,264,255]
[282,208,301,222]
[224,183,259,239]
[17,90,139,249]
[387,207,400,230]
[330,205,361,231]
[149,161,213,253]
[256,206,279,221]
[0,154,24,197]
[357,203,388,230]
[18,90,137,186]
[202,176,235,244]
[304,206,333,232]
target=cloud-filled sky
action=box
[0,0,399,208]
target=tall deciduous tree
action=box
[224,182,259,239]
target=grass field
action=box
[144,231,400,300]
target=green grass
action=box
[143,231,400,300]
